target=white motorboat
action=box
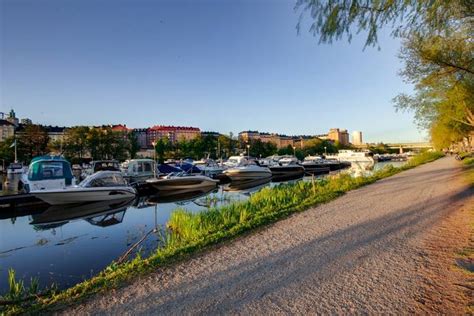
[223,164,272,181]
[193,159,225,177]
[224,156,248,168]
[146,173,218,192]
[32,171,136,205]
[334,150,375,170]
[121,159,157,183]
[20,156,77,193]
[7,162,24,175]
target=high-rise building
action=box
[328,128,350,146]
[352,131,363,145]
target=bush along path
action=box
[1,151,445,314]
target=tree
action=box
[0,137,15,164]
[296,0,473,149]
[128,132,140,159]
[63,126,90,158]
[295,0,473,48]
[18,124,50,161]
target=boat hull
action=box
[147,176,218,192]
[223,170,272,181]
[33,187,136,205]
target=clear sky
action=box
[1,0,426,143]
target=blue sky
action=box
[1,0,426,143]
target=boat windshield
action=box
[80,172,128,188]
[93,161,120,172]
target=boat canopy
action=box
[79,171,128,188]
[174,162,201,173]
[28,156,73,185]
[158,163,182,174]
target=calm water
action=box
[0,160,406,293]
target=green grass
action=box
[0,151,445,315]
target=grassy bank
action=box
[1,151,444,315]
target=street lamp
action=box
[324,146,327,156]
[292,145,296,157]
[246,144,250,159]
[152,141,157,178]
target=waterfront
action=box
[0,161,406,294]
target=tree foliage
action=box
[295,0,473,48]
[297,0,473,149]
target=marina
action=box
[0,157,406,294]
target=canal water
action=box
[0,161,406,294]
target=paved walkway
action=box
[66,157,471,314]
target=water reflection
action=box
[144,187,217,205]
[223,177,272,193]
[30,198,135,229]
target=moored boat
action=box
[223,164,272,181]
[269,156,305,181]
[146,173,218,192]
[32,171,136,205]
[20,156,76,193]
[7,162,24,175]
[121,159,157,183]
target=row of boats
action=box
[10,150,374,206]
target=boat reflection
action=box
[30,198,135,229]
[223,177,271,193]
[144,186,218,205]
[271,173,304,183]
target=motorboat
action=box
[146,172,218,192]
[193,159,225,177]
[121,159,157,183]
[82,160,121,178]
[332,150,375,170]
[223,164,272,181]
[224,156,248,168]
[257,155,282,167]
[7,162,24,175]
[300,156,331,175]
[20,155,76,193]
[145,186,216,204]
[269,156,305,181]
[32,171,136,205]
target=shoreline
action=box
[0,152,448,314]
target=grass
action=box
[0,151,445,315]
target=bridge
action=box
[386,142,433,149]
[355,142,434,153]
[386,142,433,153]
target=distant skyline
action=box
[1,0,427,143]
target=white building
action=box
[352,131,363,145]
[0,119,15,142]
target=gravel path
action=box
[66,157,472,314]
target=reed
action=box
[1,151,445,315]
